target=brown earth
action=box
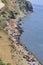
[0,30,16,65]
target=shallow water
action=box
[20,5,43,64]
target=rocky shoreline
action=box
[1,15,42,65]
[0,0,42,65]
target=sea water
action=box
[21,5,43,64]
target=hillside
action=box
[0,0,33,65]
[0,0,33,26]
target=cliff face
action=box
[0,0,33,21]
[0,0,33,65]
[1,0,33,13]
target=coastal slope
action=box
[0,0,33,18]
[1,0,42,65]
[0,0,42,65]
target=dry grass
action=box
[0,30,16,65]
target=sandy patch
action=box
[0,1,5,9]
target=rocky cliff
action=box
[0,0,33,65]
[0,0,33,25]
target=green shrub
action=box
[0,59,11,65]
[0,59,5,65]
[7,63,11,65]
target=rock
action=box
[26,1,33,12]
[1,0,33,16]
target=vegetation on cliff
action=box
[0,0,33,27]
[0,59,11,65]
[0,0,33,65]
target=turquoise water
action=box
[21,5,43,64]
